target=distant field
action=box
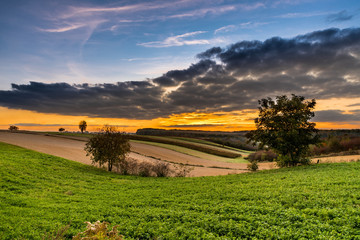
[45,132,252,158]
[1,142,360,239]
[44,131,93,138]
[166,136,253,154]
[130,135,250,158]
[132,140,248,163]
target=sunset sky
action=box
[0,0,360,132]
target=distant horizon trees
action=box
[8,125,18,131]
[79,120,87,133]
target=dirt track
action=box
[0,132,258,176]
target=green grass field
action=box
[1,141,360,239]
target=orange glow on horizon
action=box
[1,97,360,133]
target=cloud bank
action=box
[1,28,360,121]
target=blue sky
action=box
[0,0,360,131]
[0,0,359,90]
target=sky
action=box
[0,0,360,132]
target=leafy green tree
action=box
[246,94,319,167]
[84,125,130,172]
[79,120,87,133]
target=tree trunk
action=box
[108,162,112,172]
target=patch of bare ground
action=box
[312,155,360,163]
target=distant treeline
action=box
[318,129,360,138]
[136,128,248,137]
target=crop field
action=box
[132,140,248,163]
[130,135,249,158]
[44,131,252,159]
[169,136,253,153]
[1,141,360,239]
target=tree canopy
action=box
[79,120,87,133]
[8,125,18,131]
[84,125,130,172]
[246,94,319,167]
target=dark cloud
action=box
[314,110,360,122]
[326,10,355,22]
[0,27,360,121]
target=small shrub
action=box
[247,150,277,162]
[117,158,138,175]
[152,162,172,177]
[59,128,65,132]
[173,163,193,177]
[73,221,123,240]
[276,155,310,167]
[137,162,154,177]
[247,161,258,171]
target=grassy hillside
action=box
[1,142,360,239]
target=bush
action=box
[247,150,277,162]
[116,158,174,177]
[152,162,172,177]
[173,163,193,177]
[137,162,154,177]
[73,221,123,240]
[310,136,360,156]
[276,154,310,167]
[247,161,258,171]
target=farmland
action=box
[1,141,360,239]
[132,140,248,163]
[42,131,252,163]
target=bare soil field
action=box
[0,131,253,176]
[313,155,360,163]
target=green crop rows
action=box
[1,142,360,239]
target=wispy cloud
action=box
[215,25,236,34]
[239,21,270,29]
[238,2,265,11]
[38,23,86,33]
[138,31,223,48]
[214,22,270,34]
[166,5,236,19]
[278,11,332,18]
[326,10,357,22]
